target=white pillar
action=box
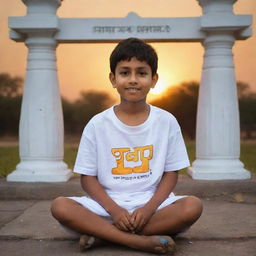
[188,0,251,180]
[7,0,72,182]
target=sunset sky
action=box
[0,0,255,102]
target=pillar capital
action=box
[22,0,61,15]
[9,0,62,42]
[202,32,235,70]
[198,0,237,15]
[203,31,235,44]
[197,0,252,38]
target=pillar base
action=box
[188,159,251,180]
[7,160,73,182]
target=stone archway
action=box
[7,0,252,182]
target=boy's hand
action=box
[131,206,154,233]
[110,207,134,232]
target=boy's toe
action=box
[157,236,176,255]
[79,235,95,252]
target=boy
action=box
[51,38,202,255]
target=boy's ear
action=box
[109,72,116,88]
[151,73,159,89]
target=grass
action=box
[0,146,20,178]
[240,142,256,173]
[184,140,256,175]
[0,141,255,178]
[0,145,79,178]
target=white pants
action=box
[69,192,187,222]
[62,192,187,237]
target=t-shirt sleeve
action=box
[73,122,97,176]
[164,119,190,172]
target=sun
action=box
[150,77,169,96]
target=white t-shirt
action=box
[74,105,190,204]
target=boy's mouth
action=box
[125,87,141,92]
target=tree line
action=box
[0,72,255,140]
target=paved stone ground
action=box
[0,175,256,256]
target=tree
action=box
[237,82,256,139]
[63,90,115,135]
[0,73,23,98]
[150,81,199,139]
[151,80,256,140]
[237,81,251,99]
[0,73,23,136]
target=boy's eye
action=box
[139,71,147,76]
[120,71,129,76]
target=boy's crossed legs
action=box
[51,196,202,254]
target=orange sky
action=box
[0,0,255,102]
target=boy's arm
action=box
[80,174,134,232]
[131,171,178,232]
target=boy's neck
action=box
[114,101,150,126]
[117,100,148,113]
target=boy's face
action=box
[109,57,158,104]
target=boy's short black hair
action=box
[110,38,158,76]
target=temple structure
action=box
[7,0,252,182]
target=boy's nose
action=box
[129,73,137,84]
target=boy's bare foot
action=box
[155,236,176,255]
[79,235,105,252]
[80,234,176,255]
[132,235,176,255]
[79,235,95,252]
